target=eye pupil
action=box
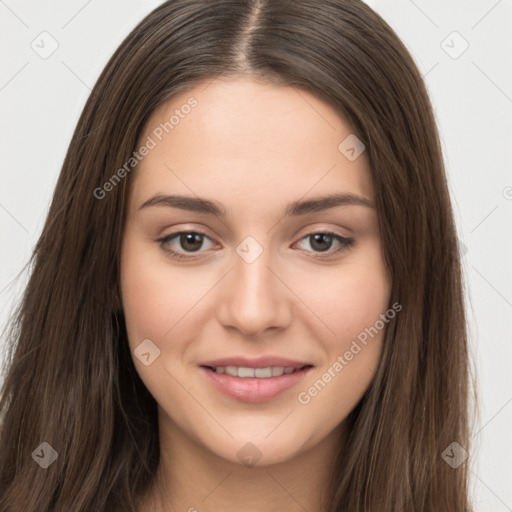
[310,233,332,252]
[180,233,203,252]
[162,231,349,259]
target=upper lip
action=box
[199,356,313,369]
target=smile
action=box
[207,365,307,378]
[200,364,314,403]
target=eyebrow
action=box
[138,192,375,217]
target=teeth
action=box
[272,367,284,376]
[255,367,272,378]
[225,366,238,377]
[211,365,302,378]
[238,367,255,378]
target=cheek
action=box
[119,238,204,411]
[296,243,391,350]
[120,254,164,346]
[119,235,192,350]
[333,264,391,343]
[295,244,391,412]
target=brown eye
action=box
[295,231,354,258]
[157,231,215,259]
[309,233,334,252]
[157,230,354,261]
[177,232,204,252]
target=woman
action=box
[0,0,473,510]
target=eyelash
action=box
[156,230,355,261]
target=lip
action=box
[199,356,314,403]
[199,356,310,369]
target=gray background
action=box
[1,1,511,509]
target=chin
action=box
[206,433,310,468]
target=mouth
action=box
[199,363,314,403]
[202,364,312,378]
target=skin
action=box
[120,76,391,512]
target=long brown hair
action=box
[0,0,474,510]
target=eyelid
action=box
[291,231,354,257]
[158,229,217,254]
[157,227,354,260]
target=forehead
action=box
[131,77,373,208]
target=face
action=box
[120,76,391,466]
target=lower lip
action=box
[200,366,313,403]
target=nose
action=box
[216,246,292,338]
